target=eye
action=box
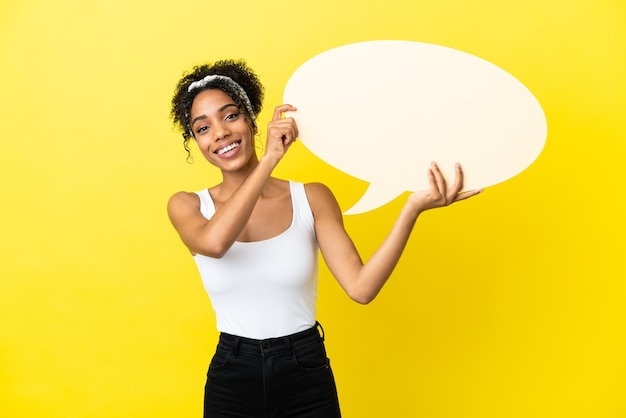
[225,112,240,121]
[196,125,209,134]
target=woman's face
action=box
[189,88,257,172]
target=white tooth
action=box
[217,142,239,155]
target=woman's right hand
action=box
[264,104,299,164]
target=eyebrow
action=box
[191,103,239,127]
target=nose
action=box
[212,120,231,141]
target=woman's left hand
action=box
[408,162,482,213]
[264,104,299,165]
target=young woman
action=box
[168,59,481,417]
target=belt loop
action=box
[316,321,325,341]
[232,336,241,358]
[284,336,293,359]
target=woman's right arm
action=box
[167,104,298,258]
[167,156,275,258]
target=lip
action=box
[214,140,242,156]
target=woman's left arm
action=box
[308,162,481,304]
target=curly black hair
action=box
[170,59,264,161]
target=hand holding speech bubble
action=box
[283,41,547,214]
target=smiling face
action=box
[189,88,258,173]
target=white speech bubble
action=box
[283,40,547,214]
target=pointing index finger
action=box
[272,104,297,121]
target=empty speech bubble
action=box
[283,40,547,214]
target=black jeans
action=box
[204,322,341,418]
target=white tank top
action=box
[193,181,318,339]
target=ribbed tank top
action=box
[193,181,318,339]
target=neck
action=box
[218,155,261,194]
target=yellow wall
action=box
[1,0,625,417]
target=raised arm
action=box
[167,156,275,258]
[168,104,298,258]
[310,162,481,304]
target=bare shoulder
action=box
[167,191,200,220]
[303,182,335,203]
[303,182,342,219]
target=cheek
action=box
[243,114,257,135]
[194,137,213,155]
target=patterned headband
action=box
[187,74,255,119]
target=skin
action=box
[168,88,482,304]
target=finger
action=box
[279,120,299,144]
[430,161,446,194]
[282,131,296,146]
[447,163,465,200]
[280,117,299,140]
[453,188,483,202]
[292,117,299,138]
[426,167,438,191]
[453,163,464,191]
[270,120,297,142]
[272,104,297,122]
[272,106,283,122]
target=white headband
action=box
[187,74,255,119]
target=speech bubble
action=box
[283,40,547,214]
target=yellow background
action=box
[1,0,625,417]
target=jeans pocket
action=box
[208,345,231,373]
[293,340,329,371]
